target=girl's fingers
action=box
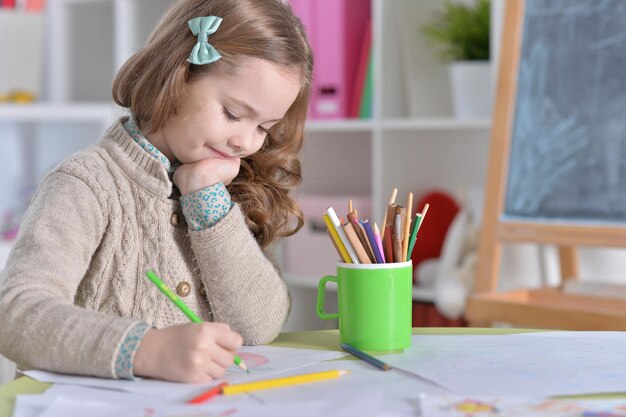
[211,348,236,369]
[204,361,228,380]
[216,330,243,351]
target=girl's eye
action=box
[223,107,241,122]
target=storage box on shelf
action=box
[283,195,372,279]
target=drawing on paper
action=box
[237,352,270,369]
[420,394,626,417]
[451,399,499,414]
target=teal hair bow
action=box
[187,16,223,65]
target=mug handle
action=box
[316,275,339,320]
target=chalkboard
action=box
[504,0,626,223]
[467,0,626,331]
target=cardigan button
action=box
[170,212,180,226]
[176,281,191,297]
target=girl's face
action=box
[153,58,301,165]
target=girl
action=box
[0,0,312,383]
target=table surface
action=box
[0,327,541,416]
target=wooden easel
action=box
[466,0,626,330]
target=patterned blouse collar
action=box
[123,115,174,173]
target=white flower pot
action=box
[449,61,492,119]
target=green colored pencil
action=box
[406,203,430,261]
[406,214,423,262]
[145,270,249,373]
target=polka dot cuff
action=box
[114,322,151,380]
[180,183,233,230]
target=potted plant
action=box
[423,0,491,119]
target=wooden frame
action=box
[466,0,626,330]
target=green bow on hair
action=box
[187,16,223,65]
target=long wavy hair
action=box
[113,0,312,249]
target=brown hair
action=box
[113,0,312,249]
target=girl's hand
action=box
[173,157,241,195]
[133,322,243,383]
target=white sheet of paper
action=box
[382,331,626,397]
[42,385,174,407]
[242,358,451,416]
[12,395,50,417]
[35,396,122,417]
[419,393,626,417]
[25,345,347,401]
[27,359,429,416]
[15,391,326,417]
[102,402,327,417]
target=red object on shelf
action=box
[26,0,46,12]
[412,301,468,327]
[410,190,460,284]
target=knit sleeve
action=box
[0,170,147,379]
[187,204,291,345]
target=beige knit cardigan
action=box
[0,119,291,378]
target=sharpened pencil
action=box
[341,343,391,371]
[146,271,249,373]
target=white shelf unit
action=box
[0,0,499,333]
[284,0,493,323]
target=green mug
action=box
[317,261,412,351]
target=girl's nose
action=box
[228,128,257,155]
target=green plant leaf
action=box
[422,0,490,61]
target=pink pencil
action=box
[373,223,386,263]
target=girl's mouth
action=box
[210,147,232,159]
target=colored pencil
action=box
[355,221,376,262]
[382,203,397,262]
[325,228,343,261]
[392,206,404,263]
[373,222,386,263]
[383,227,393,263]
[341,343,391,371]
[145,271,248,373]
[347,210,358,225]
[222,369,349,395]
[342,222,371,264]
[402,192,413,261]
[347,210,376,263]
[406,214,422,262]
[323,213,351,263]
[362,220,384,263]
[326,207,359,263]
[188,382,228,404]
[349,214,375,262]
[380,188,398,241]
[418,203,430,230]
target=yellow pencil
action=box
[322,213,351,263]
[222,369,349,395]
